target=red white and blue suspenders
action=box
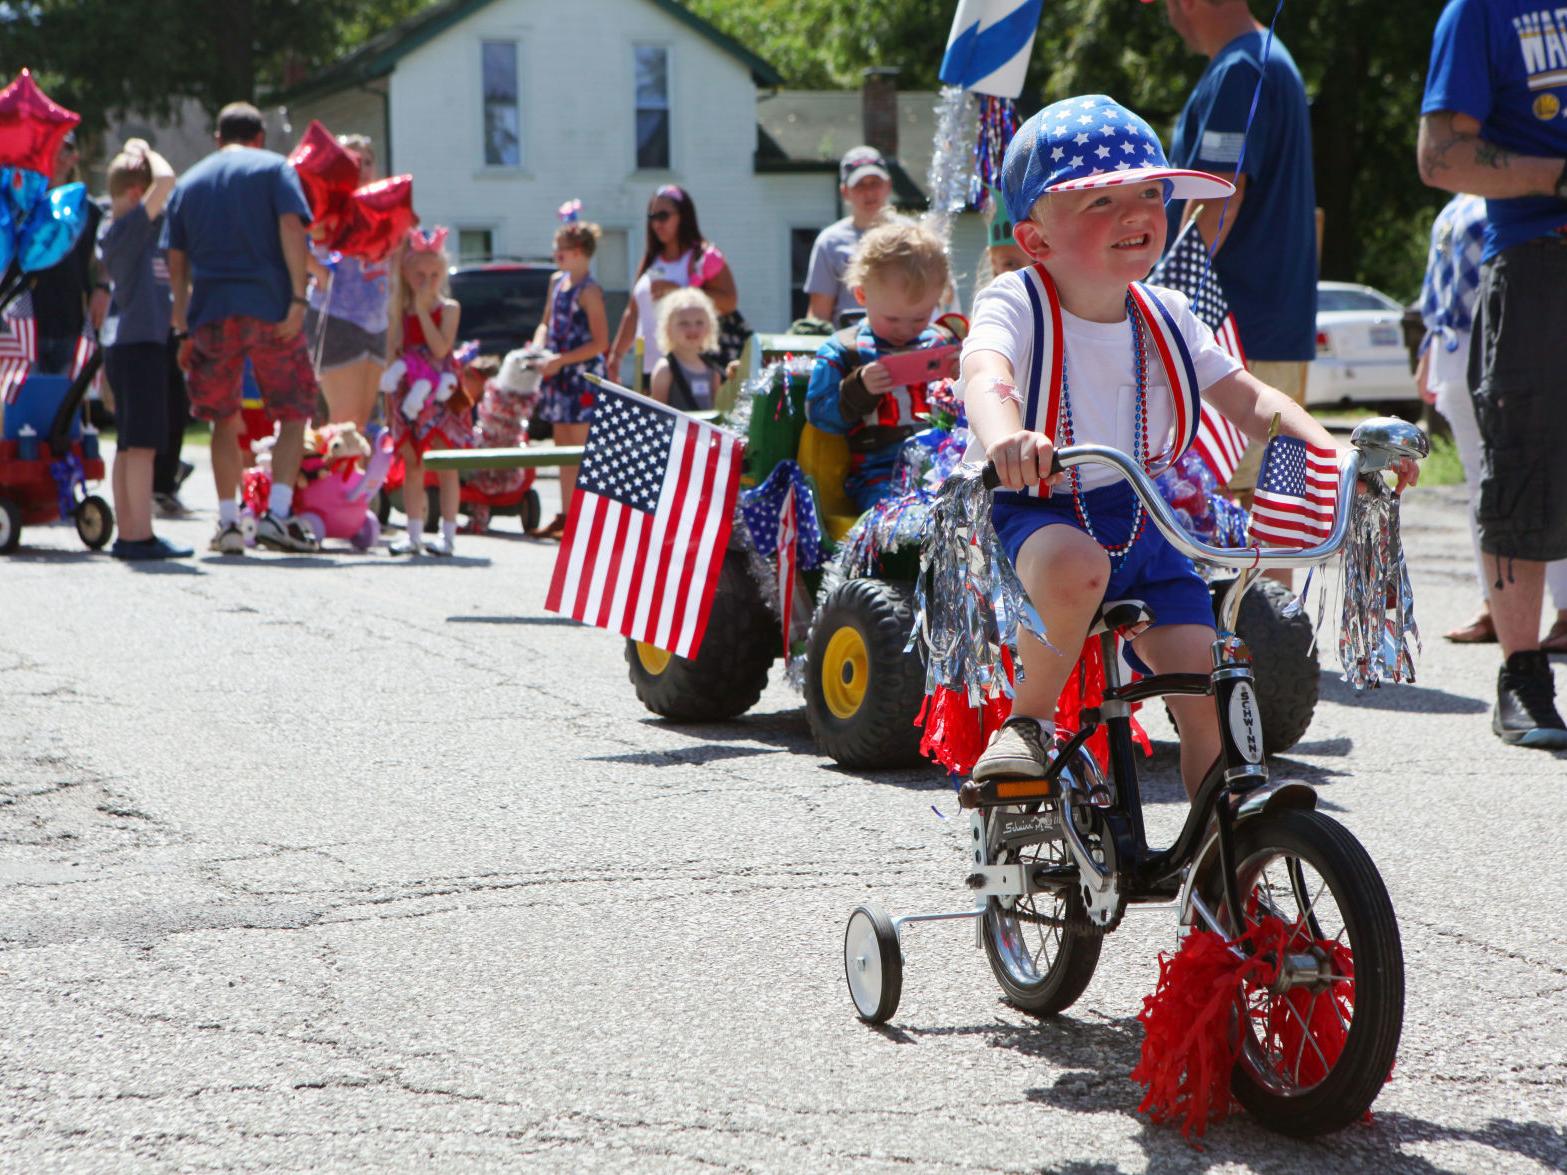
[1017,263,1202,498]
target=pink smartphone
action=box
[876,344,959,387]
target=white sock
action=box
[441,518,456,545]
[268,483,294,518]
[218,499,239,526]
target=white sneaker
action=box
[254,511,321,554]
[389,534,423,556]
[425,533,453,557]
[209,521,245,555]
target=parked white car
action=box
[1305,281,1417,407]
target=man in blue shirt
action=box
[1420,0,1567,750]
[1156,0,1317,502]
[166,102,321,555]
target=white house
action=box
[278,0,988,335]
[279,0,833,335]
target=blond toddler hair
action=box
[844,220,950,302]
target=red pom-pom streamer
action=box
[1132,915,1364,1139]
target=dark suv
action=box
[448,260,556,358]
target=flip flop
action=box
[1443,613,1497,644]
[1543,619,1567,655]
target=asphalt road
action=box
[1,453,1564,1173]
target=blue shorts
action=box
[993,481,1214,672]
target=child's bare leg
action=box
[438,469,460,523]
[555,422,589,514]
[400,444,424,526]
[1132,623,1222,800]
[1010,525,1112,720]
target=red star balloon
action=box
[287,120,360,239]
[0,71,80,177]
[332,174,417,263]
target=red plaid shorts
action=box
[185,315,319,424]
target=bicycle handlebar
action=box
[979,445,1362,572]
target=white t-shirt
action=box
[961,271,1240,491]
[631,250,695,374]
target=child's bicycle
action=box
[843,418,1427,1138]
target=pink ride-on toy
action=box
[241,432,393,551]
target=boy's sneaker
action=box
[389,534,423,556]
[111,535,193,561]
[1493,650,1567,750]
[425,533,453,557]
[209,521,246,555]
[255,511,321,554]
[972,717,1055,781]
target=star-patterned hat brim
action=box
[1046,165,1235,202]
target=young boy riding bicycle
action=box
[961,95,1416,797]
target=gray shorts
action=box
[1467,236,1567,562]
[304,308,387,373]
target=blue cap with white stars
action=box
[999,94,1234,226]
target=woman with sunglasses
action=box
[606,185,743,386]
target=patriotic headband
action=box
[1000,94,1233,225]
[407,226,449,253]
[654,184,686,203]
[557,198,583,223]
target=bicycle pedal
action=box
[958,776,1059,809]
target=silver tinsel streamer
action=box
[911,464,1051,707]
[926,86,978,242]
[1337,476,1420,689]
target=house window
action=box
[482,40,520,167]
[634,44,670,171]
[790,227,822,323]
[457,228,493,262]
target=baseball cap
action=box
[840,145,891,188]
[999,94,1233,226]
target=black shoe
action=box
[1493,650,1567,750]
[110,535,193,561]
[174,460,195,492]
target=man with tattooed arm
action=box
[1419,0,1567,750]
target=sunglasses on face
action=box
[647,210,675,224]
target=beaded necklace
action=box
[1056,291,1151,560]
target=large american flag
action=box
[1249,435,1338,547]
[0,289,36,406]
[1149,221,1249,485]
[545,386,743,658]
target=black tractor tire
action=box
[1219,576,1319,756]
[804,577,927,769]
[0,497,20,553]
[625,549,776,721]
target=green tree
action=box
[0,0,423,134]
[686,0,1444,297]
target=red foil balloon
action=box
[286,120,360,238]
[0,70,80,177]
[333,174,417,263]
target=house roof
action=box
[756,90,941,207]
[272,0,784,106]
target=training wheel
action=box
[844,904,902,1024]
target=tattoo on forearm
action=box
[1475,140,1512,170]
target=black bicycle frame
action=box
[1075,621,1270,917]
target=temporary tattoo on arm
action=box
[1475,140,1513,170]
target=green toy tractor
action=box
[624,338,1319,768]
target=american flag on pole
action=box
[69,328,98,382]
[1249,435,1339,547]
[775,482,797,659]
[1149,221,1249,485]
[0,289,36,406]
[545,385,743,658]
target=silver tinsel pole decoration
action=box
[1337,476,1420,689]
[926,86,978,242]
[911,464,1050,707]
